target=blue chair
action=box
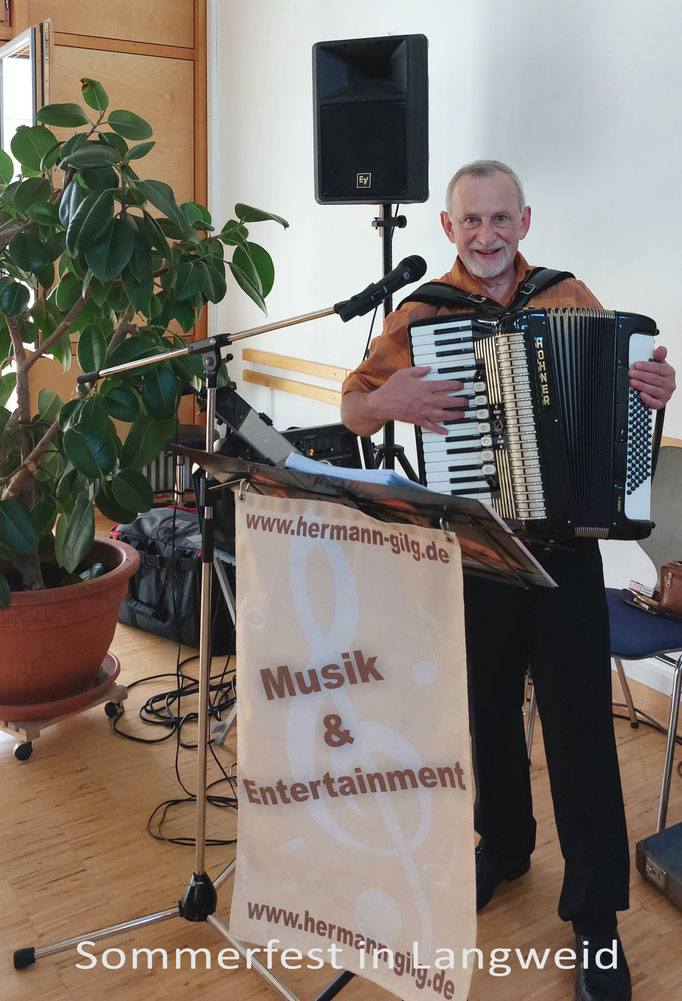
[606,445,682,832]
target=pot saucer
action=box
[0,652,121,723]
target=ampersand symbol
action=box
[323,714,355,747]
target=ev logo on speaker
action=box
[356,172,372,188]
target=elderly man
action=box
[341,160,676,1001]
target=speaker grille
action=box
[319,101,407,199]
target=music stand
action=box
[10,309,552,997]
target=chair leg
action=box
[656,653,682,833]
[525,674,537,764]
[613,657,639,728]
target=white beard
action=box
[463,244,512,279]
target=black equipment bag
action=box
[112,507,234,654]
[636,821,682,912]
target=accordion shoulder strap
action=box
[398,266,576,316]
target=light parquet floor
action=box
[0,622,681,1001]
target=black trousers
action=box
[464,539,630,922]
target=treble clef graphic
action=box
[284,509,441,955]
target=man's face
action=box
[440,172,531,280]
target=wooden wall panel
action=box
[19,0,194,48]
[52,46,195,203]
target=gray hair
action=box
[445,160,526,214]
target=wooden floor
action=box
[1,623,681,1001]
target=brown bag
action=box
[620,561,682,621]
[658,561,682,618]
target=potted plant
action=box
[0,78,286,708]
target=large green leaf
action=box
[80,165,118,191]
[37,102,90,128]
[13,176,51,216]
[61,143,120,170]
[126,141,155,161]
[26,201,61,225]
[135,179,189,235]
[175,259,203,301]
[141,366,180,420]
[53,500,95,573]
[235,203,289,228]
[0,571,10,609]
[30,500,57,539]
[10,125,57,172]
[81,78,109,113]
[8,231,50,274]
[228,261,266,312]
[202,260,227,303]
[0,149,13,186]
[234,242,274,298]
[84,217,135,282]
[119,413,176,469]
[173,301,196,333]
[37,387,64,422]
[218,219,249,246]
[105,334,159,369]
[77,324,108,374]
[50,332,73,373]
[59,177,85,228]
[0,281,31,318]
[54,272,82,312]
[139,210,171,261]
[108,109,153,141]
[0,499,39,554]
[65,191,114,255]
[100,383,140,422]
[63,424,117,478]
[94,484,137,525]
[122,267,153,314]
[127,232,152,282]
[58,398,85,431]
[0,372,16,407]
[109,468,154,513]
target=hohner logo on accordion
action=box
[408,308,660,541]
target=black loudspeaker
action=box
[313,34,428,205]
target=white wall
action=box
[209,0,682,693]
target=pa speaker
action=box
[313,34,428,205]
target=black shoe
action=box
[475,842,530,911]
[574,933,631,1001]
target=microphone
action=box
[334,255,427,322]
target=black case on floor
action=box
[635,822,682,911]
[112,507,234,654]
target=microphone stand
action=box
[366,204,418,480]
[13,313,362,1001]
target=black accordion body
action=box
[408,308,659,540]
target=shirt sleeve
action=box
[341,301,440,396]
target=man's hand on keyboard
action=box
[370,365,467,434]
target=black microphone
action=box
[334,255,427,322]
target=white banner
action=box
[230,490,475,1001]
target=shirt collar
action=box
[449,253,532,306]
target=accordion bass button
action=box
[476,409,490,419]
[477,423,491,433]
[480,435,493,447]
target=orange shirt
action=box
[342,253,601,396]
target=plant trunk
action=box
[11,552,45,591]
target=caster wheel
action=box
[13,741,33,762]
[104,701,123,719]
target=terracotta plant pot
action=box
[0,537,140,707]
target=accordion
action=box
[408,308,660,540]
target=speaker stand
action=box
[365,204,419,481]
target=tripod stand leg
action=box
[13,906,178,969]
[207,913,302,1001]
